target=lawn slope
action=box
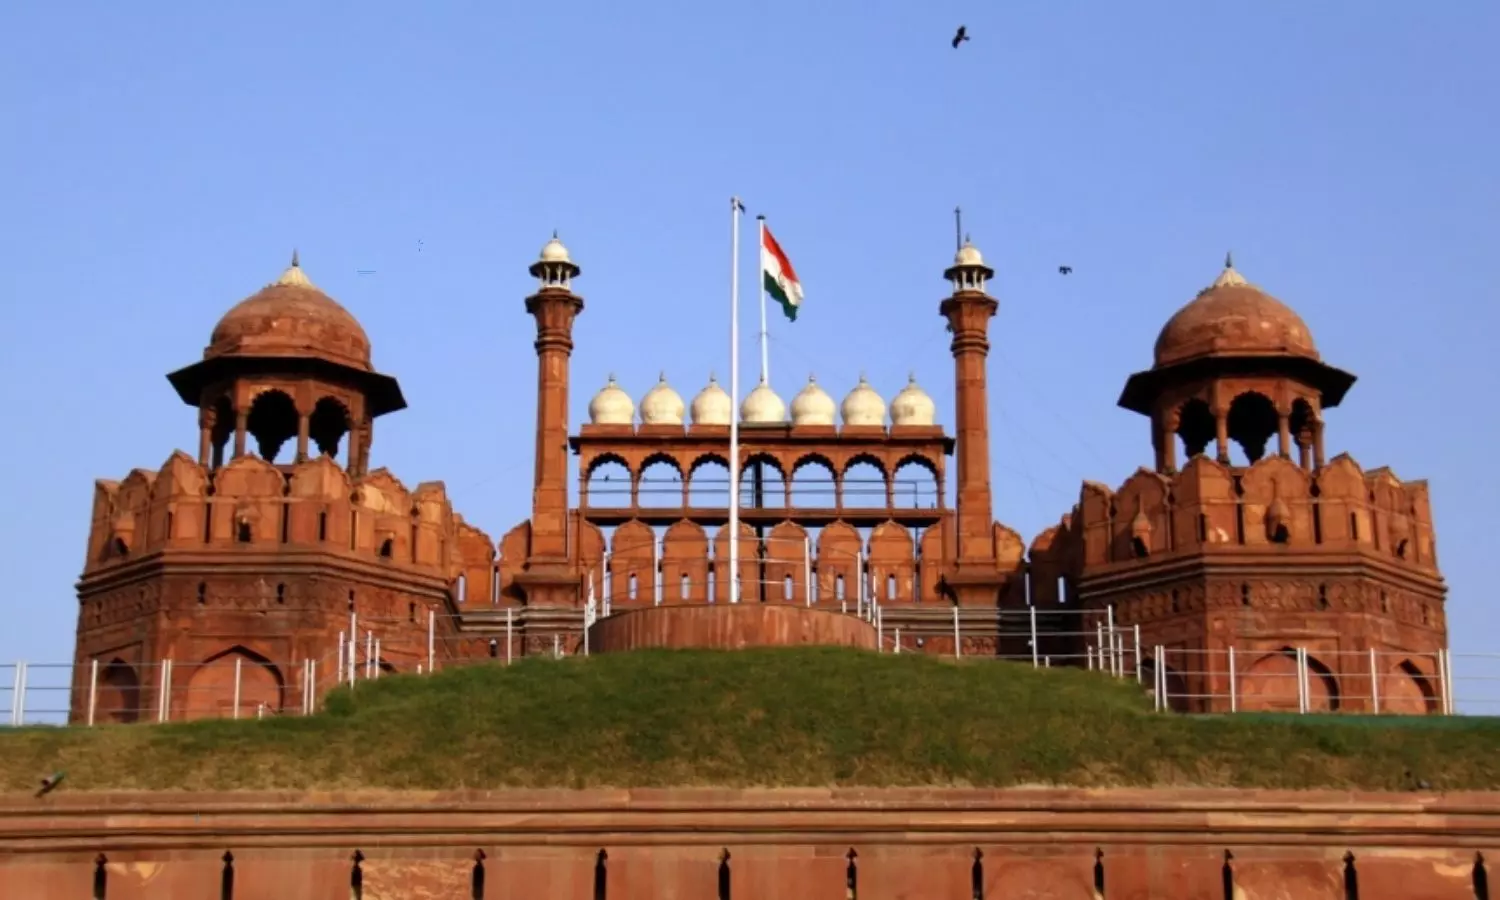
[0,647,1496,792]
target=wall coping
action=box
[2,787,1497,853]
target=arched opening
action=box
[1382,659,1439,714]
[892,456,938,509]
[789,456,836,508]
[1141,659,1190,712]
[687,456,731,508]
[470,850,486,900]
[308,396,351,463]
[1289,398,1316,464]
[739,454,785,510]
[1240,647,1342,712]
[379,537,394,558]
[221,850,235,900]
[1175,398,1215,462]
[842,458,888,509]
[593,849,607,900]
[246,389,299,463]
[718,849,732,900]
[637,454,683,509]
[1227,392,1278,466]
[585,457,631,509]
[183,646,285,721]
[96,658,141,724]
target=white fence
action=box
[2,596,1494,727]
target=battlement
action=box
[1056,453,1438,575]
[81,451,497,601]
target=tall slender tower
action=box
[518,234,584,606]
[939,238,1002,605]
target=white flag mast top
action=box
[728,197,745,603]
[756,216,771,385]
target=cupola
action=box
[890,373,936,426]
[588,375,635,426]
[690,374,732,426]
[790,375,836,426]
[741,378,787,424]
[840,374,887,427]
[640,373,686,425]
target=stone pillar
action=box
[1277,411,1292,458]
[1313,419,1326,469]
[1214,410,1230,463]
[197,406,215,468]
[233,409,249,459]
[296,413,311,462]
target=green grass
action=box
[1,647,1497,793]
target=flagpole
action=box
[729,197,744,603]
[756,215,770,385]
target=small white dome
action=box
[741,378,787,424]
[790,375,836,426]
[640,372,685,425]
[841,374,887,427]
[539,233,572,263]
[954,239,984,267]
[690,374,732,426]
[890,372,937,427]
[588,375,634,425]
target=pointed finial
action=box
[808,372,816,383]
[1224,251,1234,269]
[607,372,616,384]
[708,370,717,383]
[858,370,869,384]
[908,371,917,384]
[552,229,559,240]
[964,232,972,246]
[291,248,300,268]
[658,371,667,383]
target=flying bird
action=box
[1058,266,1073,275]
[35,772,65,798]
[951,26,969,49]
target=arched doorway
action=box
[1381,659,1438,714]
[96,659,141,724]
[1239,648,1341,712]
[183,647,285,721]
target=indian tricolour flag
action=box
[760,223,804,322]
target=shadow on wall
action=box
[72,846,1495,899]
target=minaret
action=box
[939,237,1002,603]
[520,234,584,596]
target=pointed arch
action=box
[246,389,299,463]
[789,454,836,508]
[183,645,286,721]
[96,658,141,724]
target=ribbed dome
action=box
[588,375,635,425]
[740,378,787,424]
[207,253,371,371]
[640,373,686,425]
[890,373,936,426]
[790,375,836,426]
[841,375,887,427]
[1153,256,1319,368]
[690,374,732,425]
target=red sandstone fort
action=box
[70,235,1449,723]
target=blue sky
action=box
[1,3,1496,699]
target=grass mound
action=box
[0,647,1496,793]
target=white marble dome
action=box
[741,377,787,424]
[890,373,936,427]
[841,375,887,427]
[539,233,572,263]
[690,374,732,425]
[588,375,634,425]
[790,375,836,426]
[639,372,685,425]
[954,239,984,267]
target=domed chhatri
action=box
[890,373,937,427]
[207,252,372,371]
[954,240,985,267]
[690,374,732,426]
[790,375,837,427]
[741,377,787,424]
[588,374,635,426]
[640,373,686,426]
[841,374,887,427]
[1153,254,1319,368]
[538,232,573,264]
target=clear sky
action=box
[2,3,1496,702]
